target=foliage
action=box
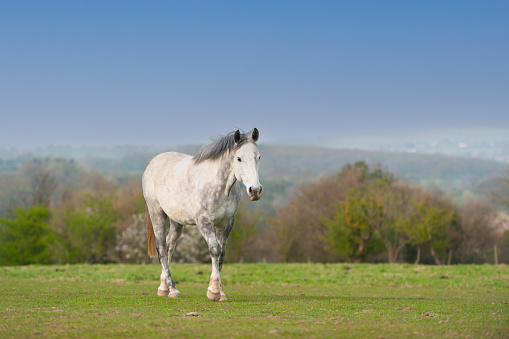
[366,181,417,263]
[397,201,456,264]
[115,213,155,264]
[321,190,376,263]
[62,195,118,264]
[269,162,371,262]
[0,205,57,265]
[295,162,466,264]
[111,177,145,231]
[226,200,260,262]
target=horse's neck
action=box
[223,161,237,196]
[197,156,236,197]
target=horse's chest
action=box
[208,197,238,225]
[196,185,239,226]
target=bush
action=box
[62,196,117,264]
[116,213,156,264]
[0,205,58,265]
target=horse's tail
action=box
[146,202,158,258]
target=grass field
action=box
[1,263,508,338]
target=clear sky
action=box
[1,1,508,147]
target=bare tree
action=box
[457,199,499,263]
[493,170,509,208]
[18,160,58,208]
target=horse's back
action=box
[142,151,193,207]
[145,152,191,172]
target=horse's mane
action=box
[192,130,250,164]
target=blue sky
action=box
[1,1,508,147]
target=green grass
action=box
[1,263,508,338]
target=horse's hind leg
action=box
[147,203,181,298]
[165,220,183,298]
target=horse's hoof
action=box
[207,288,221,301]
[168,290,181,299]
[157,289,169,296]
[157,289,169,297]
[219,292,227,301]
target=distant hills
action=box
[282,127,509,164]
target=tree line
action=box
[268,162,509,264]
[0,158,508,265]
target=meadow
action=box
[1,263,508,338]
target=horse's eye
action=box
[237,157,241,162]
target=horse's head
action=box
[232,128,262,201]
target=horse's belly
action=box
[162,201,237,227]
[163,201,196,226]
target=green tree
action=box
[62,195,117,263]
[356,180,414,263]
[322,189,375,263]
[396,201,455,264]
[269,161,393,263]
[321,164,396,263]
[0,205,57,265]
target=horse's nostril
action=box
[249,187,253,194]
[259,186,263,194]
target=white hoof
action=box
[207,287,221,301]
[220,291,227,301]
[157,289,169,297]
[168,290,181,299]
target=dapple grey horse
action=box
[143,129,262,301]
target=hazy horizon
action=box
[1,1,508,148]
[0,126,507,150]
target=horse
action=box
[142,128,262,301]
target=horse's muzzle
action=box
[248,186,262,201]
[249,195,261,201]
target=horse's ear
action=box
[234,130,241,143]
[251,128,259,142]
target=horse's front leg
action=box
[216,217,235,301]
[197,217,222,301]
